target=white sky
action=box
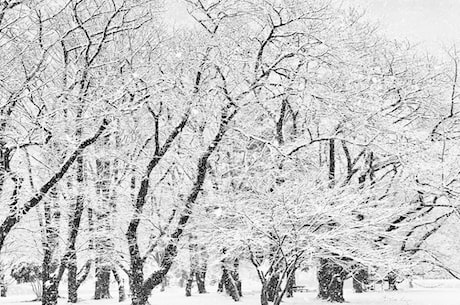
[164,0,460,55]
[349,0,460,54]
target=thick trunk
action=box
[95,265,111,299]
[317,258,346,303]
[196,270,206,294]
[128,254,149,305]
[220,265,240,301]
[286,269,296,298]
[267,274,279,302]
[353,268,368,293]
[42,282,58,305]
[260,287,269,305]
[68,260,78,302]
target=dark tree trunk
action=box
[126,105,235,305]
[0,270,7,297]
[221,266,240,301]
[196,245,208,294]
[353,268,368,293]
[232,259,242,297]
[68,261,78,303]
[185,271,194,297]
[286,269,296,298]
[95,265,111,299]
[196,271,206,293]
[67,125,85,303]
[42,281,59,305]
[267,273,280,302]
[317,259,330,299]
[42,188,60,305]
[260,287,269,305]
[217,271,224,293]
[0,120,107,254]
[387,271,398,291]
[94,158,115,300]
[317,258,347,303]
[112,268,126,302]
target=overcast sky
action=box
[165,0,460,56]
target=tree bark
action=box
[353,268,368,293]
[219,263,240,301]
[317,258,347,303]
[67,140,85,303]
[387,271,398,291]
[94,265,111,299]
[286,269,295,298]
[42,189,60,305]
[267,273,280,302]
[185,271,194,297]
[112,268,126,302]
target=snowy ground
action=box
[2,279,460,305]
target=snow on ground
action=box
[2,280,460,305]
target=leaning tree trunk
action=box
[112,268,126,302]
[286,268,296,298]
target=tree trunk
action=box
[67,130,85,303]
[42,281,59,305]
[0,271,7,297]
[317,258,347,303]
[231,259,242,297]
[112,268,126,302]
[387,271,398,291]
[267,273,280,302]
[286,269,295,298]
[260,287,269,305]
[185,270,194,297]
[94,158,115,300]
[353,268,368,293]
[196,271,206,293]
[95,265,111,299]
[196,245,208,294]
[42,188,60,305]
[220,265,240,301]
[160,276,168,292]
[68,259,78,303]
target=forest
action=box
[0,1,459,305]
